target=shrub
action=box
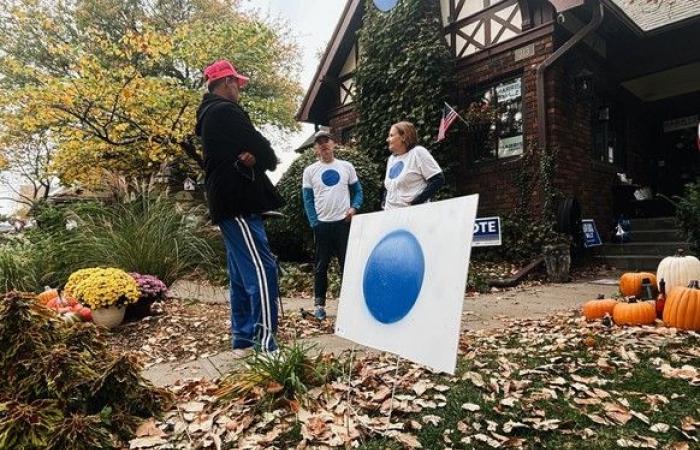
[266,146,382,261]
[472,213,553,263]
[674,179,700,253]
[68,192,218,285]
[278,261,341,298]
[0,292,172,448]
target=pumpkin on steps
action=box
[612,298,656,326]
[656,249,700,293]
[663,280,700,331]
[619,272,657,297]
[582,295,618,321]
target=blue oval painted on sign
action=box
[388,161,404,179]
[373,0,399,12]
[363,230,424,324]
[321,169,340,186]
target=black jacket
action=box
[195,93,283,223]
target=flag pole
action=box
[444,102,469,127]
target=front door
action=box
[656,114,699,201]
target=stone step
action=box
[628,217,677,231]
[597,242,690,257]
[630,229,684,243]
[593,255,662,271]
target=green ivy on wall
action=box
[354,0,456,194]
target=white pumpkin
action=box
[656,249,700,292]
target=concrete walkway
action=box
[145,279,618,387]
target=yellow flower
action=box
[66,267,139,310]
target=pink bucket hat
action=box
[203,59,249,88]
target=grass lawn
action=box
[358,314,699,449]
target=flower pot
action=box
[92,306,126,329]
[124,297,155,322]
[543,243,571,283]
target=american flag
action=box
[437,103,459,142]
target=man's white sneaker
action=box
[231,348,253,359]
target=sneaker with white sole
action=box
[231,348,253,359]
[314,306,327,320]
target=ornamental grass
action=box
[69,192,218,286]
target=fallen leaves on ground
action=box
[106,300,231,368]
[106,300,335,368]
[127,311,699,449]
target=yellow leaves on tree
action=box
[0,0,302,187]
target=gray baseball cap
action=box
[313,130,335,142]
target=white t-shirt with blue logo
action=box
[384,145,442,210]
[302,159,359,222]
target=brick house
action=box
[297,0,700,241]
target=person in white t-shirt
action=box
[302,130,364,319]
[383,121,445,210]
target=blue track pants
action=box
[219,215,279,352]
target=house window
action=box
[467,76,524,161]
[592,102,625,166]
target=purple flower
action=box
[129,273,168,299]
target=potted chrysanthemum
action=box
[126,273,168,321]
[65,267,139,329]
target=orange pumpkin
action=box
[612,299,656,326]
[663,281,700,331]
[619,272,657,297]
[582,295,618,321]
[36,289,59,305]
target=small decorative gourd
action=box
[36,288,59,305]
[656,249,700,293]
[612,297,656,326]
[619,272,657,297]
[662,280,700,331]
[582,294,618,321]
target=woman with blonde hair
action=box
[383,121,445,210]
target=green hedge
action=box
[267,146,382,261]
[675,179,700,253]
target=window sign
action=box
[498,135,523,158]
[495,79,521,103]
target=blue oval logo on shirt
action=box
[389,161,404,179]
[321,169,340,187]
[363,230,425,324]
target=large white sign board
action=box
[335,195,479,374]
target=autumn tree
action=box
[0,0,302,187]
[0,131,55,210]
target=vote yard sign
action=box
[335,195,479,374]
[472,216,502,247]
[582,219,602,248]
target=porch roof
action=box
[608,0,700,32]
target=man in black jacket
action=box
[195,59,283,355]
